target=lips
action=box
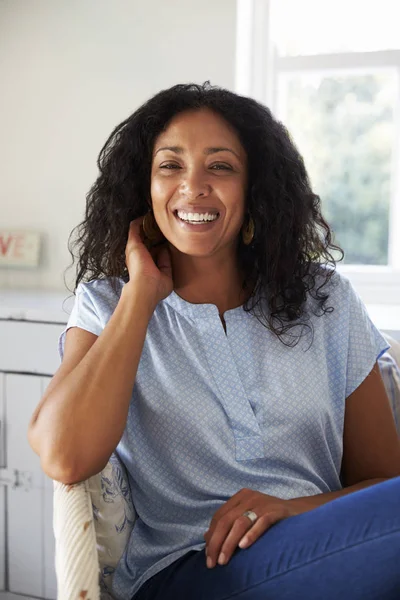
[174,210,220,222]
[173,207,220,216]
[173,210,221,229]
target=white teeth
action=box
[176,210,219,222]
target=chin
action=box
[171,242,218,257]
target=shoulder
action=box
[306,264,355,315]
[73,277,126,324]
[76,277,125,306]
[306,266,386,350]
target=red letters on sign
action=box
[14,235,24,259]
[0,234,13,256]
[0,233,26,258]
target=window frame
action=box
[235,0,400,305]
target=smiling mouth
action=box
[174,210,220,224]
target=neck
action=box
[168,244,253,315]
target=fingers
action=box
[127,217,146,248]
[237,514,274,549]
[154,245,172,278]
[214,516,254,566]
[205,511,283,568]
[204,489,255,546]
[207,496,243,530]
[204,513,254,568]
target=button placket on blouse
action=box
[195,310,264,461]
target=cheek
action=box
[221,183,246,213]
[150,177,174,205]
[150,178,162,198]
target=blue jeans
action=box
[133,476,400,599]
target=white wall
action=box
[0,0,237,291]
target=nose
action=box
[179,169,211,199]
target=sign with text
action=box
[0,230,41,267]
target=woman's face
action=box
[150,108,248,257]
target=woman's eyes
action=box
[160,163,232,171]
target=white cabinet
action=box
[0,484,4,592]
[0,301,66,600]
[42,377,58,600]
[7,374,45,596]
[6,374,59,598]
[0,374,5,592]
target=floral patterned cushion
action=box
[89,452,136,597]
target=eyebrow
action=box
[154,146,241,160]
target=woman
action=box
[28,82,400,599]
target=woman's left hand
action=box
[203,488,297,568]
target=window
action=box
[236,0,400,304]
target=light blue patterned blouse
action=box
[59,270,389,599]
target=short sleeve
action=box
[57,278,123,361]
[58,283,102,360]
[378,351,400,435]
[344,277,389,398]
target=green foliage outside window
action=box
[283,73,395,265]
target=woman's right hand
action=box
[125,217,174,304]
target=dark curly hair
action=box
[68,81,343,346]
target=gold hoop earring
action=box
[142,211,164,244]
[241,216,255,245]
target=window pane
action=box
[277,71,397,265]
[272,0,400,56]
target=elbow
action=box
[40,447,108,485]
[42,462,89,486]
[28,419,111,484]
[39,455,96,485]
[27,419,42,457]
[27,424,83,484]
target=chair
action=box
[53,452,135,599]
[53,334,400,599]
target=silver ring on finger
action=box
[242,510,258,524]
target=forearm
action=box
[289,478,389,514]
[33,283,156,482]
